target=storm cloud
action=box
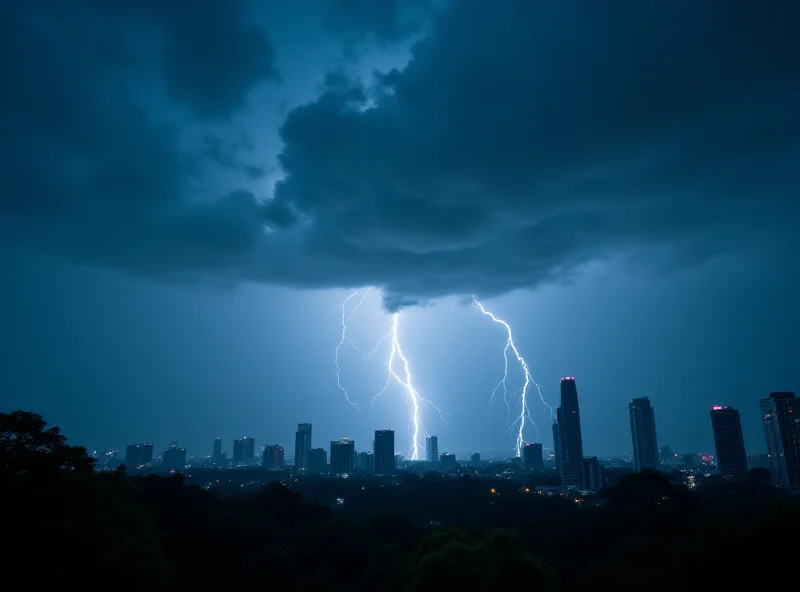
[1,1,798,310]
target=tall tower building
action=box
[307,448,327,474]
[213,437,222,463]
[557,377,585,488]
[141,443,154,465]
[629,397,659,472]
[552,421,561,471]
[232,437,255,464]
[582,457,603,492]
[294,423,313,470]
[523,442,543,471]
[374,430,395,474]
[710,406,748,478]
[163,442,186,471]
[262,445,285,469]
[426,436,439,463]
[330,438,355,475]
[760,392,800,487]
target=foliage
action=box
[2,409,797,590]
[0,410,94,477]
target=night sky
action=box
[1,0,797,460]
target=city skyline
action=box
[110,381,794,469]
[1,2,796,463]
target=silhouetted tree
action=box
[0,410,94,478]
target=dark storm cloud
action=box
[268,0,800,308]
[0,0,276,266]
[1,1,798,310]
[323,0,436,44]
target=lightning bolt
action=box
[333,289,445,461]
[473,297,552,457]
[334,289,370,409]
[369,312,446,461]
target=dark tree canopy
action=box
[0,410,94,478]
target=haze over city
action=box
[1,0,797,462]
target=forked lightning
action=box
[473,297,552,457]
[334,289,444,460]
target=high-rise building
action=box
[233,437,255,464]
[374,430,395,474]
[629,397,659,472]
[659,445,674,464]
[552,422,561,472]
[426,436,439,463]
[163,443,187,472]
[710,406,748,478]
[141,443,153,466]
[760,392,800,487]
[471,452,481,465]
[523,442,543,471]
[330,438,355,475]
[262,445,285,469]
[356,451,374,472]
[307,448,327,474]
[557,377,585,488]
[441,453,456,468]
[125,444,141,469]
[294,423,312,470]
[125,443,153,470]
[582,456,603,492]
[213,437,222,463]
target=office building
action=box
[307,448,327,474]
[441,453,456,468]
[629,397,659,472]
[356,451,374,472]
[582,457,603,492]
[124,443,153,470]
[330,438,355,475]
[374,430,395,474]
[552,422,561,472]
[710,406,748,478]
[660,445,674,464]
[213,437,222,463]
[557,377,585,488]
[294,423,312,470]
[262,445,285,469]
[426,436,439,463]
[523,442,543,471]
[232,437,255,464]
[471,452,481,465]
[760,392,800,487]
[163,443,186,472]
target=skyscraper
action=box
[294,423,312,470]
[760,392,800,487]
[629,397,659,472]
[523,442,543,471]
[307,448,327,474]
[213,437,222,461]
[582,456,603,492]
[125,443,153,470]
[233,437,255,464]
[557,377,585,488]
[163,442,186,471]
[374,430,395,474]
[330,438,355,475]
[552,421,561,471]
[262,445,285,469]
[710,406,748,478]
[426,436,439,463]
